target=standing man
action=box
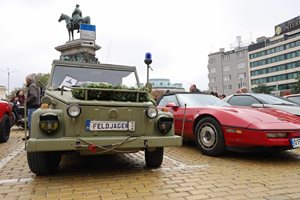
[189,84,200,93]
[25,74,40,138]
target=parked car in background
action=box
[284,94,300,105]
[157,92,300,156]
[223,93,300,116]
[0,100,12,142]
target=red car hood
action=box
[215,106,300,130]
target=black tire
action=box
[0,114,11,143]
[11,111,17,128]
[27,151,61,175]
[195,117,226,156]
[145,147,164,168]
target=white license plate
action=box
[86,120,135,131]
[290,138,300,148]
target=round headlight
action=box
[67,104,81,118]
[146,107,158,119]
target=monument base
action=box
[55,39,101,64]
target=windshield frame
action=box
[49,60,140,89]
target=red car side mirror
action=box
[166,102,179,111]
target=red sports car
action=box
[0,100,12,143]
[157,92,300,156]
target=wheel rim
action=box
[198,122,217,149]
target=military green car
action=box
[26,60,182,175]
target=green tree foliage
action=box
[35,73,50,89]
[292,76,300,94]
[252,84,272,94]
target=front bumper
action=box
[26,135,182,152]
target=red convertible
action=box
[0,100,12,143]
[157,92,300,156]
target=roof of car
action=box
[161,92,210,96]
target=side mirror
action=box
[166,102,179,111]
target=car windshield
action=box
[286,96,300,105]
[177,93,230,107]
[254,94,296,105]
[50,65,138,89]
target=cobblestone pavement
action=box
[1,129,300,200]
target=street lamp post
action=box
[7,68,17,95]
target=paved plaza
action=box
[1,129,300,200]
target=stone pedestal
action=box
[55,39,101,64]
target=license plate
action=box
[290,138,300,148]
[86,120,135,131]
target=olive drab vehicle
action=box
[26,60,182,175]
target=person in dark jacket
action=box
[189,84,200,93]
[25,74,40,135]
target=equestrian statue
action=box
[58,4,91,41]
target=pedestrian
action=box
[219,94,226,99]
[24,73,40,140]
[10,89,25,106]
[189,84,200,93]
[240,87,248,93]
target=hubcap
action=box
[198,123,217,149]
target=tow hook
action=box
[144,140,148,148]
[75,141,88,148]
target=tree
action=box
[252,84,272,94]
[292,76,300,94]
[35,73,50,97]
[35,73,50,89]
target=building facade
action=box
[149,78,185,100]
[149,78,184,90]
[207,47,249,95]
[248,16,300,93]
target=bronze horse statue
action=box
[58,13,91,41]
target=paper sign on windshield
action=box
[59,75,78,89]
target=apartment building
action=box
[207,47,249,96]
[248,16,300,92]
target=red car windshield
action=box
[177,94,230,107]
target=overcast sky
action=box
[0,0,300,93]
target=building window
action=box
[224,85,232,90]
[223,66,230,71]
[222,55,230,61]
[224,75,231,81]
[209,68,216,73]
[237,51,244,58]
[238,72,246,79]
[237,63,245,69]
[208,58,215,64]
[249,40,300,59]
[210,77,216,83]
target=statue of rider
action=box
[72,4,82,32]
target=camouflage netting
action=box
[71,83,150,102]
